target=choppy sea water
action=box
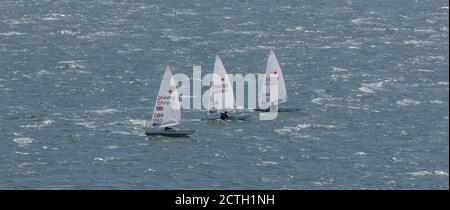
[0,0,448,189]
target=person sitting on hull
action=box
[164,127,175,131]
[220,111,229,120]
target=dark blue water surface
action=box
[0,0,448,189]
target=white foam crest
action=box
[75,121,97,129]
[358,79,395,94]
[285,26,304,32]
[111,130,134,135]
[163,9,197,16]
[404,40,434,47]
[330,67,352,81]
[331,67,348,73]
[311,97,343,107]
[106,145,118,150]
[128,119,147,126]
[429,100,443,104]
[42,13,67,21]
[92,31,116,37]
[0,31,27,36]
[58,30,78,36]
[58,60,86,70]
[437,81,448,86]
[94,157,118,162]
[89,109,119,115]
[396,99,420,106]
[256,161,278,166]
[351,18,373,25]
[110,126,147,137]
[183,118,201,122]
[414,28,435,33]
[36,70,54,75]
[0,84,12,91]
[21,119,54,128]
[275,123,341,134]
[405,171,448,177]
[357,86,375,93]
[13,137,35,146]
[78,31,116,39]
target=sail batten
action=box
[150,66,181,128]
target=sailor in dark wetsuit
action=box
[220,111,229,120]
[164,127,175,131]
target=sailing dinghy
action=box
[145,66,195,137]
[255,50,300,112]
[204,55,252,121]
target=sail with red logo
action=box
[146,65,194,137]
[205,54,252,121]
[208,54,235,115]
[256,50,299,112]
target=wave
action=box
[0,84,12,92]
[57,30,78,36]
[275,124,340,139]
[330,67,351,81]
[77,31,117,39]
[437,81,448,86]
[58,60,87,70]
[36,70,54,75]
[106,145,118,150]
[404,40,434,47]
[350,17,376,25]
[414,28,435,33]
[429,100,443,104]
[0,31,27,36]
[13,137,35,147]
[357,79,396,94]
[75,121,97,129]
[89,109,119,115]
[256,160,278,166]
[127,119,147,127]
[42,13,67,21]
[20,119,54,129]
[396,99,420,106]
[405,171,448,177]
[162,9,198,16]
[93,157,119,162]
[91,31,116,37]
[110,130,134,135]
[311,97,343,107]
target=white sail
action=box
[150,66,181,128]
[259,49,288,109]
[208,54,235,114]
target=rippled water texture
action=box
[0,0,448,189]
